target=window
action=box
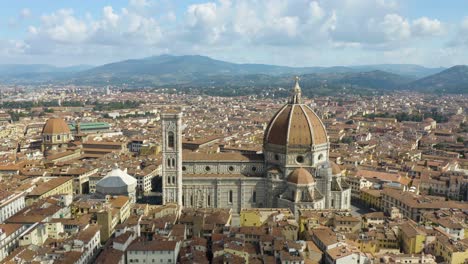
[190,195,193,206]
[182,195,185,206]
[274,154,279,161]
[57,135,61,140]
[167,159,171,167]
[168,132,175,148]
[171,158,175,167]
[296,155,304,163]
[252,191,256,203]
[208,194,211,206]
[318,154,324,160]
[205,166,211,172]
[331,199,335,207]
[228,166,234,172]
[229,190,233,203]
[46,135,50,141]
[252,166,257,172]
[182,166,186,171]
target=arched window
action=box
[229,190,233,203]
[168,131,175,148]
[171,158,175,167]
[190,195,193,206]
[167,158,171,167]
[57,135,61,140]
[182,195,185,206]
[318,154,324,161]
[252,191,256,203]
[207,194,211,206]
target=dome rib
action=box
[299,105,314,146]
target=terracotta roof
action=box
[127,240,178,251]
[0,223,23,237]
[28,177,73,196]
[287,168,314,185]
[42,118,70,135]
[264,104,328,147]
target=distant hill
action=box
[67,55,432,87]
[408,65,468,93]
[73,54,317,82]
[350,64,445,78]
[0,54,461,95]
[0,64,93,83]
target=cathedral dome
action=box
[264,78,328,148]
[42,118,70,135]
[287,168,314,185]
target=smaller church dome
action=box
[42,118,70,134]
[330,161,342,175]
[287,168,315,185]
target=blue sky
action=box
[1,0,467,67]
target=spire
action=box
[290,76,302,104]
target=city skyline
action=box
[1,0,468,67]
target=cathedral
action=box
[161,78,351,215]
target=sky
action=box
[1,0,468,67]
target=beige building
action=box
[25,177,74,205]
[0,191,26,223]
[126,240,181,263]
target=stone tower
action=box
[161,111,183,206]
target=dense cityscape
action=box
[0,81,466,263]
[1,0,468,264]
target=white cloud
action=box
[380,14,411,41]
[309,1,325,22]
[412,17,443,37]
[103,6,119,27]
[40,9,88,43]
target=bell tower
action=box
[161,111,183,206]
